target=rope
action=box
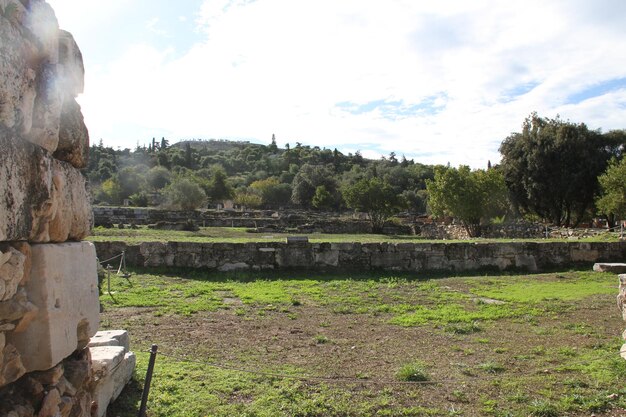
[98,253,124,265]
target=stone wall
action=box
[93,206,413,234]
[418,223,545,240]
[94,240,626,273]
[0,3,133,416]
[417,222,618,240]
[95,207,617,240]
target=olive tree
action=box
[426,166,508,237]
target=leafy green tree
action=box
[342,177,403,232]
[130,191,150,207]
[249,177,291,208]
[291,164,339,208]
[146,166,171,190]
[596,157,626,224]
[98,178,123,204]
[400,189,428,214]
[499,113,613,227]
[163,178,207,210]
[184,142,194,168]
[233,190,262,209]
[206,166,233,203]
[426,166,508,237]
[94,166,147,204]
[311,185,333,210]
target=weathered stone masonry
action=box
[94,241,626,273]
[1,2,133,416]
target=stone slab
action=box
[89,330,130,352]
[90,332,135,417]
[7,242,100,372]
[0,128,92,242]
[593,263,626,273]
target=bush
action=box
[396,360,429,382]
[163,178,206,210]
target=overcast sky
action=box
[47,0,626,167]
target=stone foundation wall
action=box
[0,2,133,416]
[419,222,620,240]
[94,240,626,273]
[95,207,615,240]
[93,206,413,234]
[418,223,545,240]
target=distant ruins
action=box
[1,1,133,416]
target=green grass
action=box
[101,269,617,325]
[102,269,626,416]
[469,271,616,303]
[89,225,622,244]
[110,353,445,417]
[395,360,430,382]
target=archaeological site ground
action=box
[103,267,626,416]
[3,2,626,417]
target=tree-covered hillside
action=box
[85,135,436,218]
[85,113,626,231]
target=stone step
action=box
[89,330,130,351]
[89,330,136,417]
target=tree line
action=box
[85,113,626,235]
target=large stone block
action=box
[22,1,63,153]
[0,1,37,135]
[7,242,100,372]
[0,288,38,333]
[0,246,26,302]
[0,342,26,387]
[89,331,135,417]
[47,160,92,242]
[1,0,88,156]
[0,129,92,242]
[53,97,89,169]
[88,330,129,351]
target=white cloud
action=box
[62,0,626,167]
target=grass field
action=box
[89,225,622,244]
[101,268,626,416]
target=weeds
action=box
[396,360,430,382]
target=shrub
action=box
[396,360,429,382]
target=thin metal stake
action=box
[138,344,158,417]
[106,265,112,295]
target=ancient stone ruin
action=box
[1,1,134,415]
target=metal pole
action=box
[138,344,158,417]
[106,265,111,295]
